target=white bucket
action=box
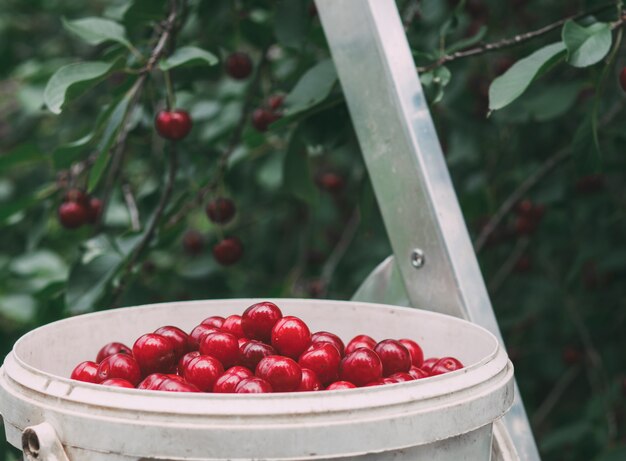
[0,299,514,460]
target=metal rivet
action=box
[410,248,425,269]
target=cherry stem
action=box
[163,69,176,110]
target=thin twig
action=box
[416,2,617,72]
[474,148,571,253]
[532,365,582,427]
[122,181,141,231]
[487,238,529,294]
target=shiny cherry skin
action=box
[221,314,245,338]
[421,357,439,374]
[363,380,385,387]
[235,377,273,393]
[205,197,236,224]
[154,110,192,140]
[373,339,411,376]
[240,340,276,370]
[399,338,424,368]
[137,373,169,390]
[154,326,192,359]
[298,342,341,386]
[58,201,88,229]
[177,351,201,375]
[199,331,240,368]
[225,52,253,80]
[189,325,220,350]
[238,337,250,348]
[156,378,200,392]
[326,381,357,390]
[255,355,302,392]
[311,331,345,356]
[213,237,243,266]
[63,188,89,206]
[96,342,132,363]
[409,366,429,380]
[387,372,414,383]
[182,230,204,255]
[241,301,283,342]
[71,361,99,383]
[297,368,322,392]
[100,378,134,388]
[430,357,464,376]
[96,353,141,385]
[345,335,376,355]
[201,315,225,329]
[133,333,177,375]
[271,316,311,359]
[251,108,277,132]
[181,355,224,391]
[267,94,284,110]
[213,366,254,393]
[86,197,102,224]
[339,348,383,387]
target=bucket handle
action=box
[21,422,70,461]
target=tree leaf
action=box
[62,17,132,50]
[0,144,46,171]
[284,59,338,118]
[159,46,218,71]
[283,127,318,205]
[562,20,612,68]
[66,253,122,314]
[445,26,487,54]
[44,61,118,114]
[274,0,309,50]
[488,42,566,111]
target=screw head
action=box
[410,248,425,268]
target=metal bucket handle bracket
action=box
[21,423,69,461]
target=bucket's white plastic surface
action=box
[0,299,514,460]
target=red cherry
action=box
[132,333,177,375]
[71,361,99,383]
[298,342,341,386]
[561,346,583,365]
[514,215,538,236]
[326,381,356,390]
[85,197,102,224]
[339,349,383,387]
[240,340,276,370]
[201,315,225,329]
[156,378,200,392]
[225,52,253,80]
[251,108,276,132]
[267,94,284,110]
[58,201,88,229]
[96,353,141,385]
[181,355,224,391]
[430,357,464,376]
[63,188,89,206]
[221,314,245,338]
[311,331,345,357]
[177,351,201,375]
[374,339,411,376]
[189,324,220,350]
[255,356,302,392]
[225,365,254,379]
[96,342,132,363]
[345,335,376,355]
[386,372,414,383]
[363,380,386,387]
[155,110,192,141]
[421,357,439,374]
[205,197,236,224]
[515,199,534,216]
[409,366,429,380]
[100,378,134,388]
[154,326,192,360]
[271,316,311,359]
[316,172,345,194]
[213,237,243,266]
[212,366,254,393]
[199,331,240,368]
[235,377,273,393]
[298,368,322,391]
[242,301,283,342]
[137,373,169,390]
[398,339,424,368]
[619,67,626,92]
[182,230,204,255]
[238,337,250,348]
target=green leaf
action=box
[488,42,566,111]
[0,184,56,225]
[44,60,118,114]
[283,127,318,205]
[562,20,612,68]
[159,46,218,71]
[274,0,309,50]
[62,17,133,51]
[284,59,338,118]
[66,252,122,314]
[52,134,94,169]
[0,144,46,171]
[445,26,487,54]
[124,0,167,25]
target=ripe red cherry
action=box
[221,314,245,338]
[189,324,220,350]
[339,349,383,387]
[345,335,376,355]
[430,357,464,376]
[201,315,225,329]
[298,342,341,385]
[58,201,88,229]
[240,340,276,370]
[326,381,356,390]
[271,316,311,359]
[213,237,243,266]
[399,339,424,368]
[298,368,322,391]
[156,378,200,392]
[225,52,253,80]
[421,357,439,374]
[374,339,411,376]
[177,351,201,375]
[100,378,134,388]
[267,94,284,110]
[213,366,254,393]
[205,197,236,224]
[63,188,89,206]
[71,361,99,383]
[154,326,192,359]
[181,355,224,391]
[311,331,345,356]
[316,172,345,194]
[238,337,250,348]
[620,67,626,92]
[86,197,102,224]
[182,230,204,255]
[386,372,414,383]
[96,342,132,363]
[363,380,385,387]
[199,331,240,368]
[235,377,273,393]
[132,333,177,375]
[251,108,277,132]
[155,110,192,140]
[409,366,429,380]
[255,356,302,392]
[242,301,283,342]
[96,353,141,386]
[137,373,169,390]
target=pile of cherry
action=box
[70,301,464,393]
